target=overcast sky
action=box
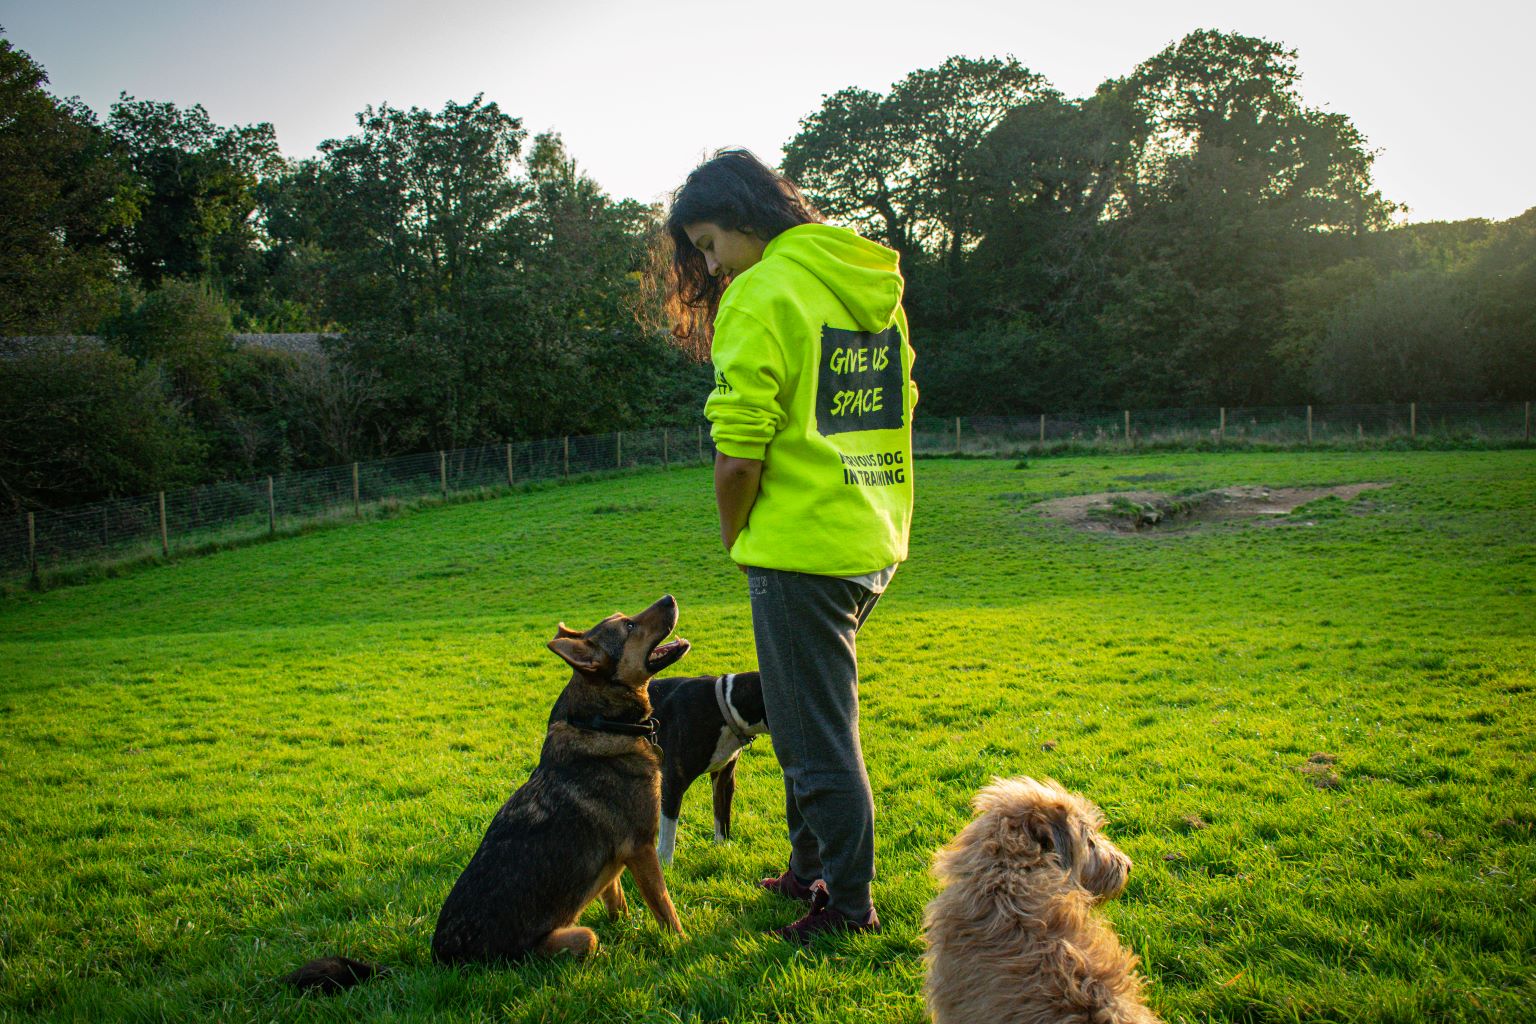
[4,0,1531,223]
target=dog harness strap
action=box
[564,714,661,746]
[715,674,756,742]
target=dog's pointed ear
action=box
[554,622,583,639]
[548,636,601,673]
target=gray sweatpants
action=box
[746,566,882,918]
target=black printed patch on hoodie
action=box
[817,325,904,436]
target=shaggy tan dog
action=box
[923,777,1163,1024]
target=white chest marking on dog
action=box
[707,726,744,774]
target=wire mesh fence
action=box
[2,424,721,578]
[4,402,1530,578]
[917,401,1533,453]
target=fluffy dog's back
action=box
[923,777,1162,1024]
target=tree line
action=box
[2,28,1531,510]
[1,32,708,509]
[781,33,1533,415]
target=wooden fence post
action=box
[506,443,514,486]
[1219,407,1226,442]
[563,437,570,479]
[353,462,360,517]
[1039,413,1046,444]
[662,429,669,469]
[617,431,623,468]
[28,512,37,581]
[1124,410,1132,447]
[1306,405,1313,444]
[267,476,275,534]
[439,451,447,496]
[1411,402,1417,438]
[159,491,169,556]
[697,425,703,463]
[954,417,961,454]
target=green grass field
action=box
[2,450,1533,1023]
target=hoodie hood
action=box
[760,223,904,333]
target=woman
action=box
[662,149,917,943]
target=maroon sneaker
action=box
[769,881,882,945]
[759,867,821,906]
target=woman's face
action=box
[683,222,768,279]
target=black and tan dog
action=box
[551,670,768,865]
[285,596,690,990]
[431,595,690,962]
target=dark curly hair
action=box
[659,149,821,355]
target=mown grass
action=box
[8,466,697,596]
[1,450,1533,1023]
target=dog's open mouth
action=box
[646,636,690,673]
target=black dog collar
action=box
[565,714,661,749]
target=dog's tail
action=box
[282,955,384,993]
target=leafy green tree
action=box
[244,158,334,330]
[267,352,386,465]
[492,133,703,436]
[311,109,703,448]
[318,95,525,330]
[784,56,1054,324]
[1463,208,1536,399]
[308,95,528,447]
[1093,30,1400,403]
[101,279,235,408]
[0,35,139,334]
[964,91,1134,325]
[1378,218,1499,272]
[1271,256,1381,396]
[1310,270,1482,401]
[782,87,920,260]
[106,95,281,297]
[196,345,386,478]
[1273,211,1535,405]
[914,316,1064,415]
[1113,30,1396,231]
[893,56,1057,278]
[212,345,298,475]
[0,342,201,509]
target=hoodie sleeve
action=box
[704,306,789,461]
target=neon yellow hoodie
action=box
[704,223,916,575]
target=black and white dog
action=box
[647,672,769,864]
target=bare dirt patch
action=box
[1295,751,1343,790]
[1035,483,1389,534]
